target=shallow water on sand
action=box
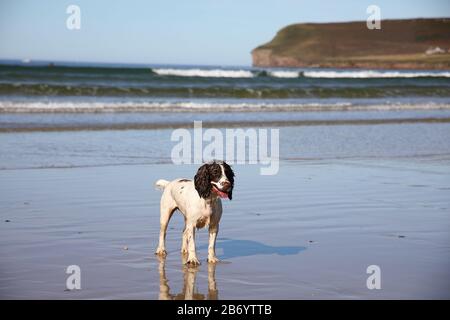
[1,122,450,170]
[1,160,449,299]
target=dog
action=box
[155,160,235,265]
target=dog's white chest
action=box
[194,201,215,229]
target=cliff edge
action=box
[252,18,450,69]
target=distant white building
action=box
[425,47,446,55]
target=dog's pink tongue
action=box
[213,187,229,199]
[218,191,228,199]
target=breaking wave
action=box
[302,70,450,78]
[152,68,450,79]
[153,68,254,78]
[1,83,449,98]
[2,100,450,113]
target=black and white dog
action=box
[155,161,235,265]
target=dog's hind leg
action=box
[155,193,177,256]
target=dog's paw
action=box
[185,256,201,266]
[207,256,220,264]
[155,248,167,256]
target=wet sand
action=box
[1,160,449,299]
[2,109,450,132]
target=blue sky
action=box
[0,0,449,66]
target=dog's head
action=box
[194,160,234,200]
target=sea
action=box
[1,60,450,169]
[1,61,450,113]
[1,60,450,130]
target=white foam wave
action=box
[303,70,450,78]
[153,68,254,78]
[268,71,300,78]
[1,101,450,113]
[152,68,450,79]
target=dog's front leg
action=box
[207,225,220,263]
[184,224,200,266]
[181,224,188,254]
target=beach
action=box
[1,63,450,299]
[2,0,450,303]
[1,121,450,299]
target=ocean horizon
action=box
[1,60,450,117]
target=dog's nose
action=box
[221,181,231,190]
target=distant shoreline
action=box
[252,59,450,71]
[251,56,450,70]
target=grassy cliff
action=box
[252,18,450,69]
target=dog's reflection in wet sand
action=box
[158,255,218,300]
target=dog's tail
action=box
[155,179,170,190]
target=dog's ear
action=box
[194,163,211,199]
[222,162,235,200]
